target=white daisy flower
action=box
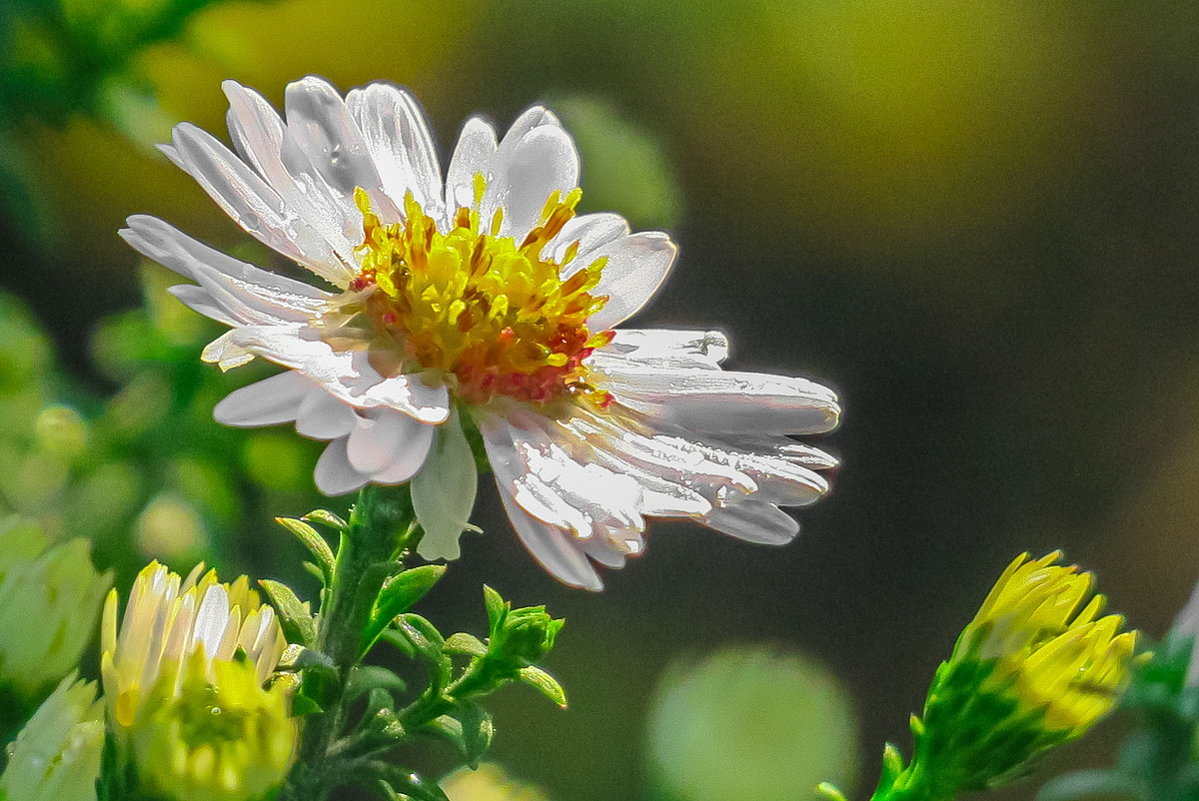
[121,76,841,590]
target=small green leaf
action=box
[482,585,507,631]
[428,702,494,768]
[303,508,349,532]
[815,783,850,801]
[258,579,316,646]
[517,665,568,708]
[363,565,447,653]
[382,771,448,801]
[275,517,336,584]
[276,645,335,674]
[395,614,445,664]
[290,693,323,717]
[443,633,487,657]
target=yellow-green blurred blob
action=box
[135,492,207,561]
[0,521,113,698]
[242,431,316,492]
[549,95,682,231]
[33,405,89,460]
[661,0,1088,261]
[443,764,549,801]
[645,646,858,801]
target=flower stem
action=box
[281,485,420,801]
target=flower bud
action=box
[0,675,104,801]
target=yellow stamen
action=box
[347,180,614,408]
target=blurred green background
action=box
[1,0,1197,799]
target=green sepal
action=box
[427,701,494,768]
[517,665,568,708]
[258,579,316,646]
[362,565,447,654]
[275,517,336,586]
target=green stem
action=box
[280,485,420,801]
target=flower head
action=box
[913,552,1137,795]
[122,77,841,589]
[0,676,105,801]
[101,562,295,801]
[0,519,112,697]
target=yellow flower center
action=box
[349,180,615,409]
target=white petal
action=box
[294,389,357,439]
[704,500,799,545]
[346,408,434,476]
[222,81,359,282]
[497,485,603,591]
[221,325,451,424]
[412,411,478,561]
[485,122,579,239]
[283,76,400,222]
[599,365,841,435]
[445,116,498,213]
[201,330,255,370]
[552,212,630,266]
[592,328,729,371]
[586,232,677,329]
[347,82,443,218]
[168,284,237,326]
[170,122,353,283]
[314,438,370,495]
[192,584,231,656]
[122,216,330,305]
[372,419,435,483]
[213,371,311,426]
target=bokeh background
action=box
[1,1,1197,799]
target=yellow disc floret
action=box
[349,181,615,409]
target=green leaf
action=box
[517,665,568,708]
[303,508,349,532]
[275,517,336,584]
[363,565,447,653]
[380,771,448,801]
[395,614,446,664]
[428,701,494,768]
[483,585,507,632]
[443,633,487,657]
[412,410,479,561]
[258,579,316,646]
[346,665,408,702]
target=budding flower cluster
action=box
[101,562,296,801]
[822,552,1139,801]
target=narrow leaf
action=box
[303,508,349,531]
[482,585,507,632]
[444,632,487,657]
[258,579,316,646]
[517,665,568,708]
[363,565,447,652]
[275,517,336,583]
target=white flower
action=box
[122,76,841,590]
